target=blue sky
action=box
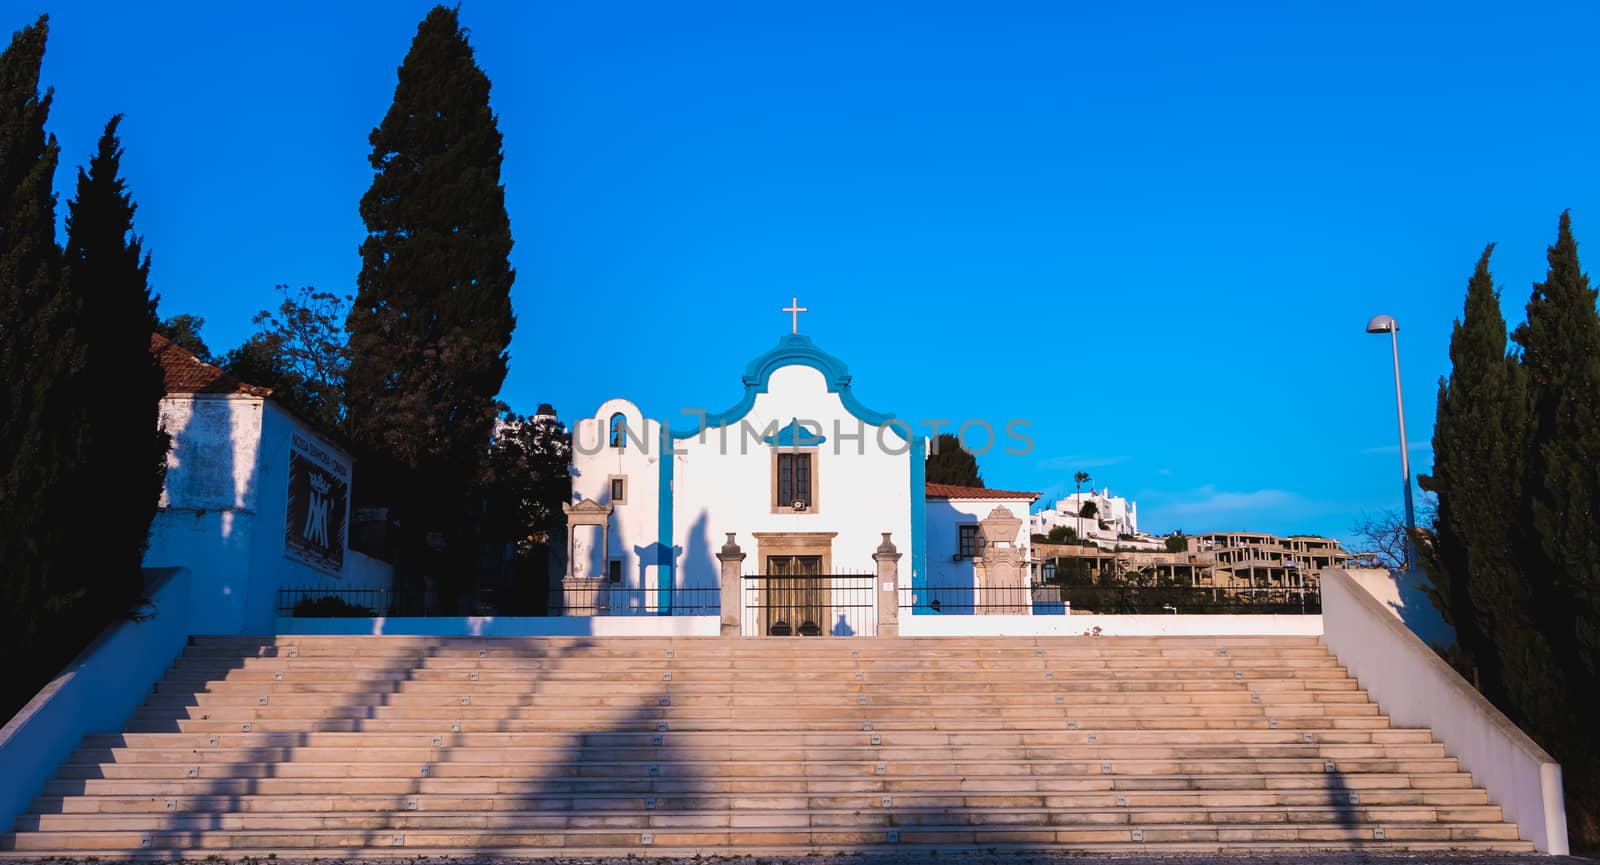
[22,1,1600,545]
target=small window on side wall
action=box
[608,559,622,583]
[610,476,627,503]
[958,524,981,558]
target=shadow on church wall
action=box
[678,510,717,594]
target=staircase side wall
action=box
[0,567,196,832]
[1321,567,1569,854]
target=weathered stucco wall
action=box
[144,395,385,634]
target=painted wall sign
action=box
[285,432,349,573]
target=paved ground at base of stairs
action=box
[14,853,1595,865]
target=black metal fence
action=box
[558,584,720,616]
[742,573,875,636]
[278,587,438,618]
[901,584,1049,615]
[1056,584,1321,615]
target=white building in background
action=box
[925,483,1040,613]
[1029,487,1146,548]
[566,328,1042,634]
[144,335,391,634]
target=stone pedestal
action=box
[561,578,604,616]
[716,533,746,637]
[874,532,901,637]
[978,506,1027,615]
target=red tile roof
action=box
[925,482,1040,501]
[151,333,272,397]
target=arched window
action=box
[609,413,628,449]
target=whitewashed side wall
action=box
[672,365,912,589]
[253,404,366,633]
[925,496,1032,589]
[143,396,382,635]
[144,395,264,634]
[276,615,720,637]
[899,611,1324,637]
[1345,566,1456,649]
[0,568,196,832]
[570,398,662,587]
[1322,568,1568,854]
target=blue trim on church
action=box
[909,434,926,606]
[672,334,896,438]
[657,423,675,613]
[762,418,828,448]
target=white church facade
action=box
[565,325,1039,635]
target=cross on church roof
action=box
[783,296,808,334]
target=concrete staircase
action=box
[2,635,1532,856]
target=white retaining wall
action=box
[0,568,196,831]
[1321,568,1569,854]
[276,615,722,638]
[898,613,1323,637]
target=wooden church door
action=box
[765,555,825,636]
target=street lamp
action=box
[1366,314,1416,570]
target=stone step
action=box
[173,651,1345,666]
[0,821,1528,853]
[120,715,1399,733]
[14,802,1510,832]
[80,727,1434,749]
[29,786,1494,817]
[142,690,1376,709]
[159,672,1363,690]
[54,754,1462,781]
[40,770,1480,797]
[68,742,1446,766]
[184,635,1328,648]
[129,705,1383,724]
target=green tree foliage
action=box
[1512,213,1600,697]
[343,6,516,606]
[222,285,350,433]
[1164,530,1187,553]
[61,113,168,646]
[480,406,572,612]
[925,432,983,487]
[154,312,211,362]
[1424,219,1600,850]
[0,14,81,718]
[1079,500,1098,518]
[1045,524,1075,544]
[482,407,572,552]
[0,20,166,722]
[1418,245,1531,709]
[1510,213,1600,845]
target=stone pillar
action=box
[716,533,746,637]
[874,532,901,637]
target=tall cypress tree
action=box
[1511,213,1600,818]
[62,114,168,628]
[0,15,87,716]
[344,6,515,601]
[1418,245,1535,709]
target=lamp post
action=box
[1366,314,1416,570]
